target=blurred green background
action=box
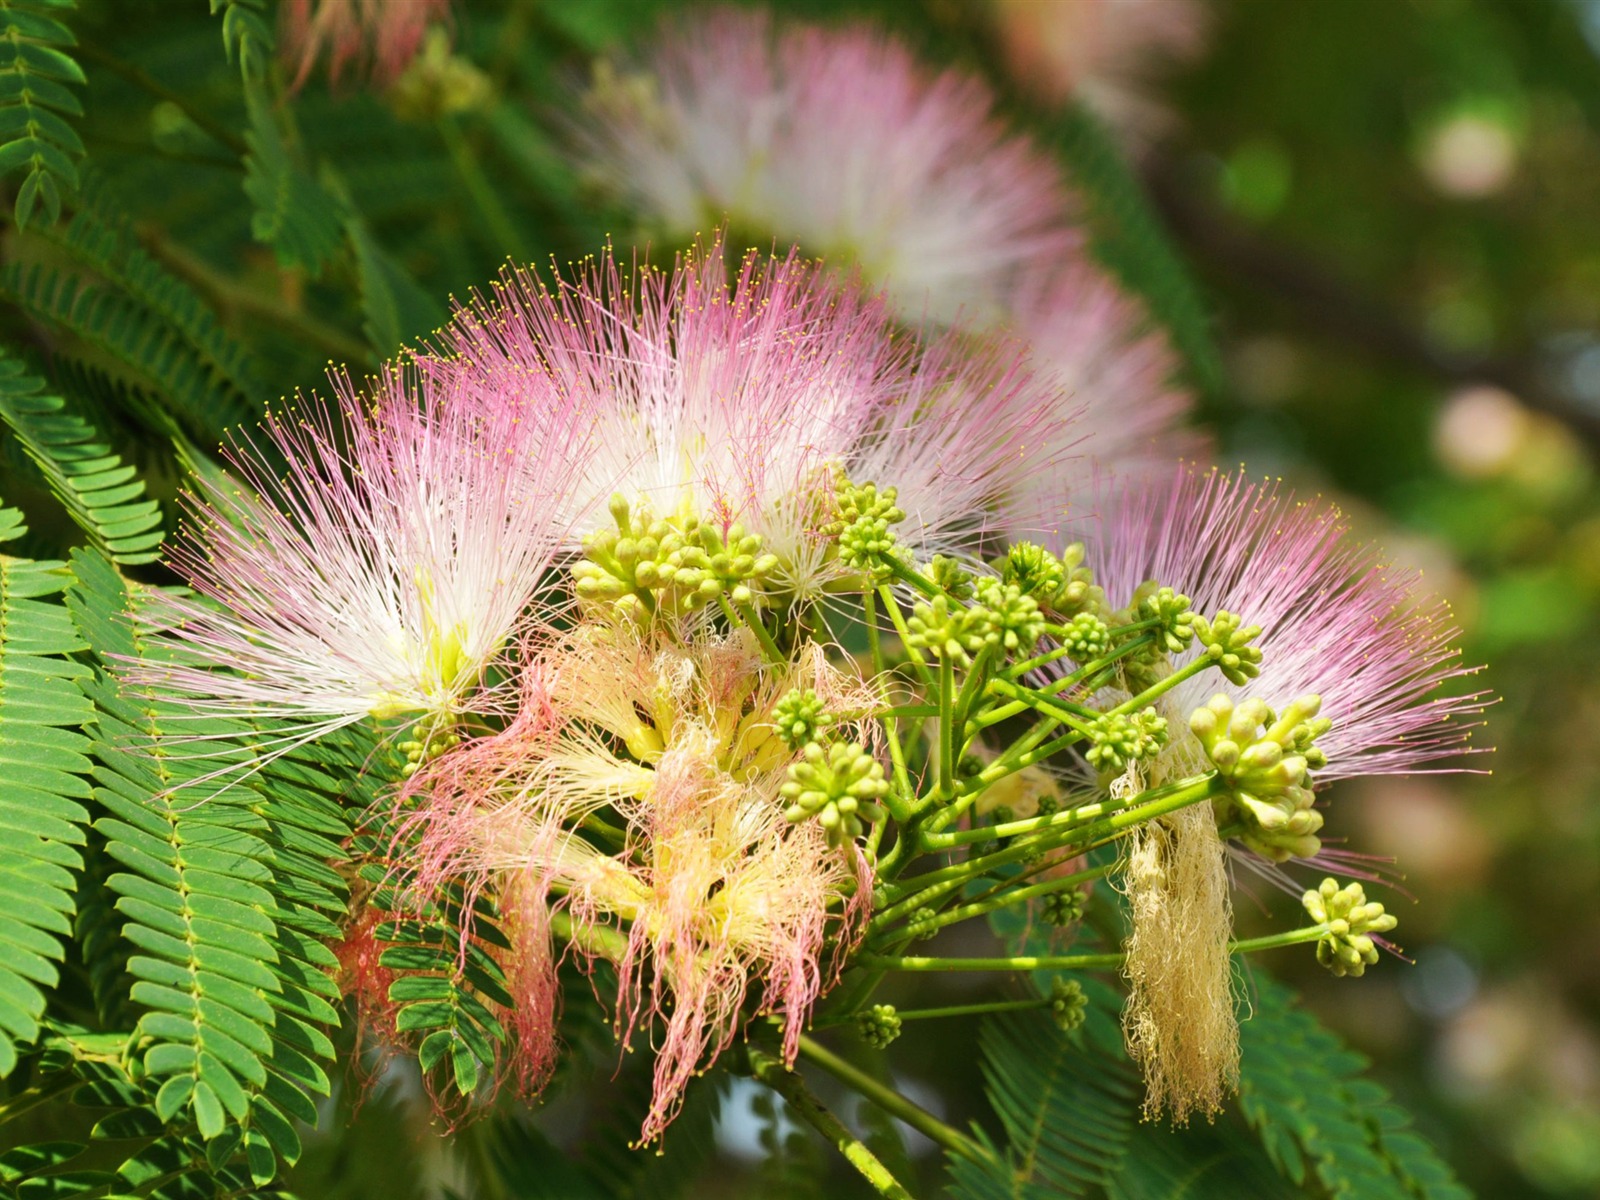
[1159,1,1600,1195]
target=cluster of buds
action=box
[396,714,461,778]
[1060,611,1111,662]
[1114,583,1195,692]
[1302,878,1398,978]
[825,474,907,584]
[927,555,976,602]
[771,688,833,750]
[1050,978,1088,1032]
[973,577,1047,656]
[905,595,996,668]
[781,739,890,847]
[858,1003,902,1049]
[573,494,780,619]
[1189,610,1263,686]
[1040,886,1087,927]
[999,540,1106,619]
[1084,707,1168,774]
[1191,693,1330,861]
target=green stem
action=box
[1230,925,1328,955]
[938,655,955,799]
[888,997,1049,1022]
[878,585,932,684]
[796,1035,988,1163]
[748,1047,916,1199]
[878,862,1114,942]
[927,771,1221,851]
[863,951,1124,972]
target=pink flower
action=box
[993,0,1208,144]
[281,0,451,89]
[132,360,593,753]
[1000,262,1204,542]
[578,9,1080,327]
[402,628,874,1140]
[1090,467,1485,781]
[432,240,1078,593]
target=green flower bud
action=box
[1041,887,1087,927]
[1050,978,1088,1032]
[1193,693,1331,862]
[826,473,907,583]
[771,688,832,750]
[928,555,976,602]
[1303,877,1398,978]
[907,907,939,941]
[1084,707,1169,774]
[904,595,995,668]
[857,1003,902,1049]
[975,577,1047,657]
[999,541,1066,604]
[1061,611,1111,661]
[1138,584,1196,653]
[1189,610,1264,686]
[780,739,890,847]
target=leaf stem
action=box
[795,1035,989,1164]
[748,1046,917,1199]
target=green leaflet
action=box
[0,344,165,564]
[0,506,92,1078]
[1238,971,1472,1200]
[242,78,346,276]
[63,547,355,1181]
[0,0,84,229]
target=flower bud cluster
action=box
[397,715,460,778]
[905,595,995,667]
[1050,978,1088,1032]
[825,475,907,583]
[927,555,976,602]
[771,688,833,750]
[973,577,1046,656]
[1302,878,1397,978]
[574,494,779,618]
[1041,887,1087,927]
[999,540,1105,618]
[1085,707,1168,774]
[1189,610,1263,686]
[1190,693,1330,862]
[1060,611,1111,661]
[1137,585,1196,654]
[858,1003,902,1048]
[781,738,890,847]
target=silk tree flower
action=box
[281,0,451,89]
[999,262,1203,542]
[131,361,594,758]
[992,0,1208,144]
[402,626,875,1140]
[1089,466,1485,801]
[429,240,1076,597]
[577,9,1080,327]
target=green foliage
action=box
[0,0,83,229]
[1104,1117,1298,1200]
[209,0,272,82]
[0,507,91,1079]
[61,548,353,1183]
[1237,971,1471,1200]
[0,344,164,563]
[946,1005,1139,1199]
[242,81,346,276]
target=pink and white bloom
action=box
[993,0,1208,143]
[578,9,1080,327]
[432,241,1080,593]
[1000,262,1203,542]
[281,0,451,89]
[133,361,594,748]
[1086,467,1486,782]
[402,628,875,1140]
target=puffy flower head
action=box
[133,360,592,748]
[1087,468,1485,784]
[432,240,1078,596]
[281,0,451,88]
[404,627,875,1141]
[1001,262,1203,541]
[578,9,1080,326]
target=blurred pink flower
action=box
[993,0,1207,142]
[578,8,1080,327]
[281,0,450,89]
